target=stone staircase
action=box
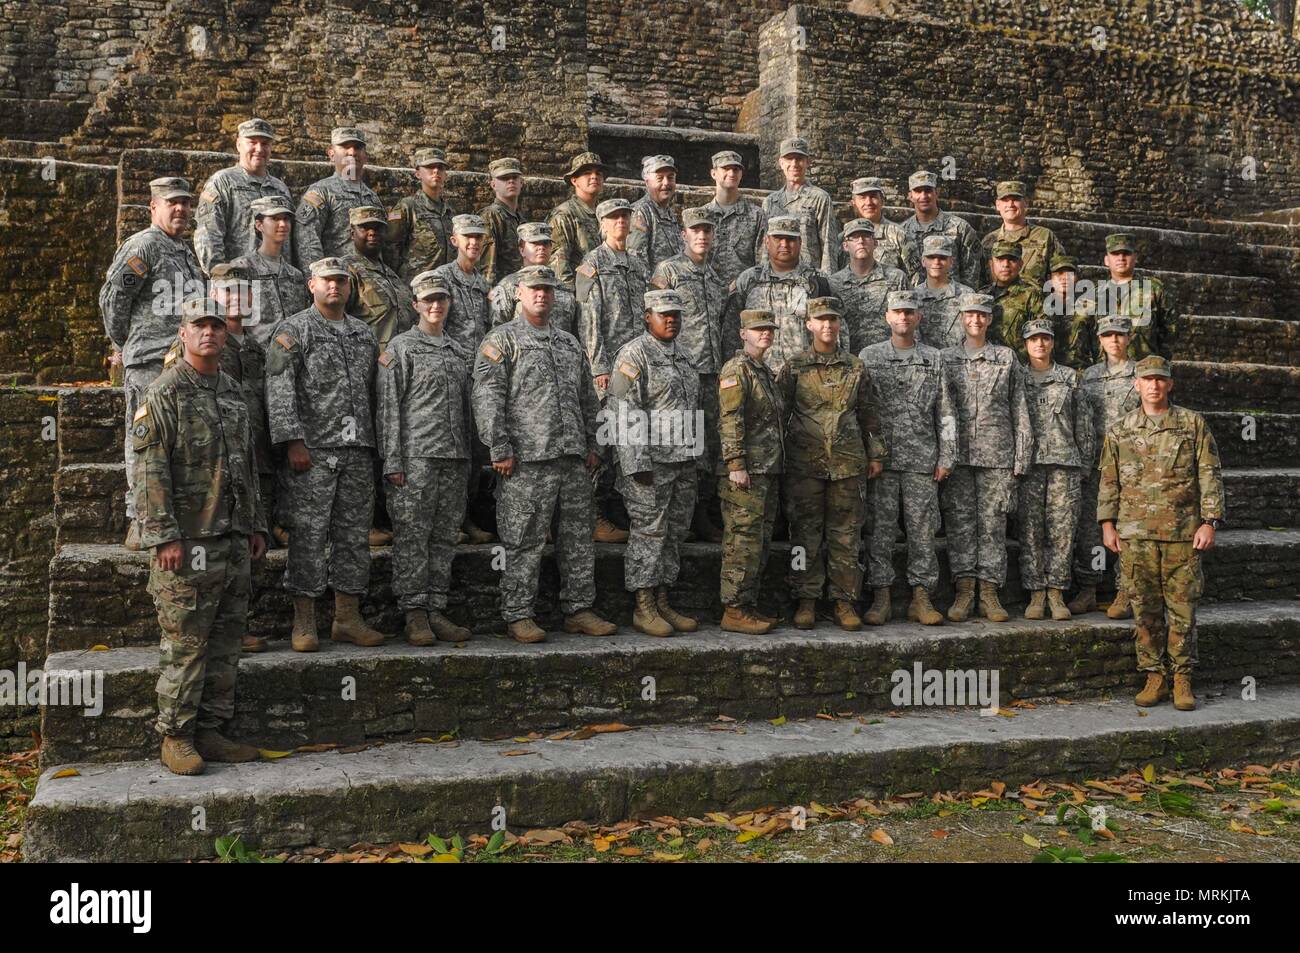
[23,207,1300,862]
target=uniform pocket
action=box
[151,577,198,611]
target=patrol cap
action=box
[1106,233,1136,254]
[209,261,251,283]
[641,154,677,177]
[681,206,715,229]
[922,234,954,258]
[149,177,193,201]
[516,221,552,243]
[349,205,387,228]
[180,296,223,324]
[885,290,920,312]
[991,239,1022,260]
[909,170,938,190]
[596,198,633,219]
[958,292,994,314]
[644,289,685,313]
[1135,355,1172,378]
[1021,318,1055,339]
[712,150,744,169]
[452,213,488,235]
[841,218,876,240]
[1097,316,1133,336]
[565,151,607,181]
[237,118,276,141]
[489,156,522,177]
[996,180,1026,200]
[413,146,448,168]
[330,126,367,147]
[806,296,842,320]
[1049,254,1076,274]
[517,264,559,288]
[249,195,294,218]
[851,176,886,195]
[767,215,802,238]
[309,257,351,279]
[410,270,450,299]
[778,137,810,157]
[740,309,777,330]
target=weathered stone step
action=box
[1181,315,1300,366]
[47,530,1300,655]
[1174,361,1300,413]
[25,685,1300,862]
[1222,468,1300,529]
[38,600,1300,767]
[1203,411,1300,467]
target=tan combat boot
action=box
[1106,591,1133,619]
[563,609,617,637]
[833,600,861,632]
[331,592,385,647]
[979,581,1010,622]
[1067,585,1097,615]
[908,587,943,626]
[863,588,891,626]
[1172,673,1196,711]
[367,527,393,547]
[793,599,817,630]
[1135,672,1169,707]
[161,735,205,776]
[754,607,780,626]
[124,520,143,552]
[429,610,472,642]
[656,586,699,632]
[291,595,319,653]
[461,517,494,544]
[509,618,546,643]
[592,516,629,543]
[1024,590,1046,620]
[405,609,436,647]
[195,728,260,763]
[241,634,269,653]
[1048,588,1072,621]
[947,577,976,622]
[633,589,674,637]
[720,606,773,634]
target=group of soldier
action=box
[99,121,1224,776]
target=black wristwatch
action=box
[1201,519,1223,529]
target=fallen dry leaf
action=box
[870,828,894,846]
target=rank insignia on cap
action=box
[133,404,150,421]
[388,210,403,221]
[275,332,296,351]
[619,363,639,380]
[378,351,393,367]
[720,377,738,389]
[201,189,218,204]
[481,343,503,363]
[302,191,324,209]
[127,256,148,277]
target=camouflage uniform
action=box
[901,211,982,289]
[240,251,309,347]
[133,358,265,737]
[194,166,291,274]
[472,317,602,622]
[577,243,651,379]
[829,261,909,352]
[763,184,837,273]
[344,250,417,348]
[1097,401,1224,674]
[1068,278,1179,366]
[547,196,602,291]
[265,304,379,597]
[939,342,1034,585]
[490,270,580,337]
[702,196,766,287]
[983,276,1045,360]
[724,262,832,374]
[293,173,381,271]
[629,193,683,276]
[432,261,491,362]
[383,191,454,283]
[478,199,525,288]
[980,224,1065,290]
[860,341,956,591]
[869,217,922,282]
[1074,356,1139,588]
[376,326,472,612]
[915,279,975,351]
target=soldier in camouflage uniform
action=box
[629,154,683,275]
[384,146,454,283]
[242,195,309,348]
[983,240,1046,360]
[901,170,983,289]
[1070,316,1140,617]
[830,218,909,352]
[607,290,702,637]
[376,271,474,646]
[194,117,291,274]
[718,309,784,634]
[979,180,1066,289]
[847,177,921,280]
[779,297,887,632]
[293,127,381,270]
[763,137,837,273]
[478,157,525,287]
[489,222,580,337]
[472,265,617,643]
[1017,319,1093,622]
[547,151,607,290]
[703,150,766,287]
[343,206,417,348]
[915,234,975,350]
[724,216,833,375]
[1098,355,1224,711]
[265,257,386,652]
[134,297,266,775]
[1068,233,1179,366]
[100,176,206,551]
[860,290,956,627]
[939,293,1034,622]
[1043,255,1087,367]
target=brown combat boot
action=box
[908,586,944,626]
[863,587,891,626]
[367,527,393,547]
[1048,588,1072,621]
[124,520,143,552]
[405,609,436,646]
[241,634,269,653]
[947,577,976,622]
[461,517,494,544]
[691,502,723,543]
[1172,673,1197,711]
[656,586,699,632]
[563,609,617,637]
[509,618,546,643]
[195,728,260,763]
[1067,585,1097,615]
[720,606,773,634]
[979,581,1010,622]
[1106,591,1133,619]
[592,516,629,543]
[1135,672,1169,707]
[291,595,319,653]
[754,607,780,626]
[633,589,674,637]
[429,610,472,642]
[793,599,817,630]
[161,735,205,776]
[833,600,861,632]
[331,592,385,647]
[1024,590,1046,620]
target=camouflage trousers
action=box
[282,446,374,597]
[617,461,696,591]
[719,474,780,607]
[1124,539,1202,674]
[495,455,596,622]
[152,533,249,737]
[123,361,163,519]
[941,465,1015,585]
[868,470,940,590]
[1017,463,1082,591]
[784,473,867,601]
[1073,470,1122,588]
[386,457,470,611]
